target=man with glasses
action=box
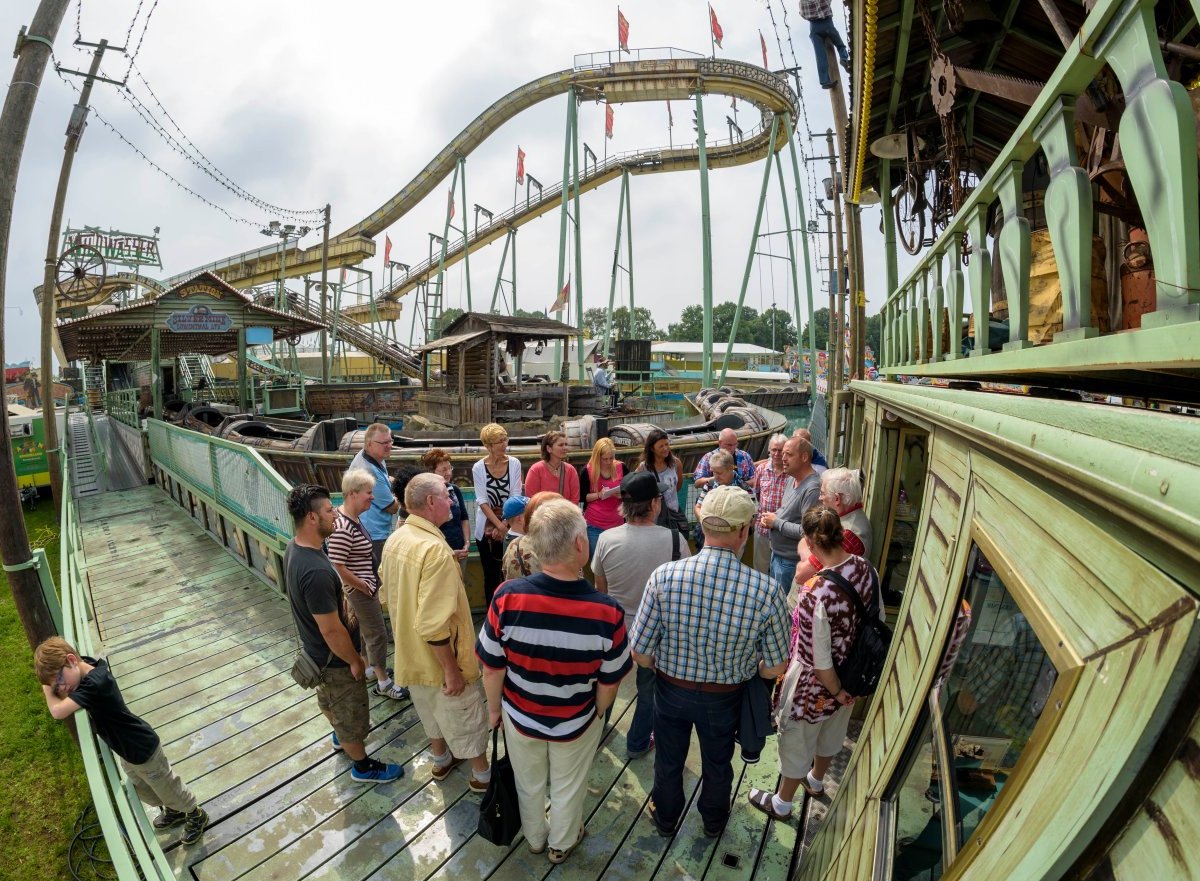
[350,423,401,572]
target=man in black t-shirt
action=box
[35,636,209,844]
[285,484,403,784]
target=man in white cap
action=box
[630,484,790,839]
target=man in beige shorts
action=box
[381,473,491,790]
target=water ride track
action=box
[184,55,798,297]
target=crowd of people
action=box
[32,415,880,857]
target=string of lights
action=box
[119,59,324,220]
[123,0,160,76]
[54,58,266,229]
[121,0,145,54]
[73,0,83,43]
[774,0,824,205]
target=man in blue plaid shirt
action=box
[630,485,790,838]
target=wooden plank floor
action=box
[79,485,802,881]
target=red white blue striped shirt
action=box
[476,573,631,741]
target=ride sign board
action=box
[166,305,233,333]
[63,226,162,268]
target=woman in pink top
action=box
[524,431,581,504]
[578,437,625,559]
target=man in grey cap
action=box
[630,484,790,839]
[593,471,692,759]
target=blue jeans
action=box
[652,677,743,829]
[586,525,606,559]
[770,552,797,597]
[809,16,849,87]
[627,665,657,754]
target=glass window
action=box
[886,544,1058,880]
[880,429,928,605]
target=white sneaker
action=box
[374,681,410,701]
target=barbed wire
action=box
[53,57,266,229]
[121,59,324,220]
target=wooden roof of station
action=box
[416,311,579,353]
[56,271,327,363]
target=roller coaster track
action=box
[171,52,798,306]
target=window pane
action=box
[937,548,1058,848]
[881,431,928,605]
[892,714,945,881]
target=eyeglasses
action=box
[370,438,394,448]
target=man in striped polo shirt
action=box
[631,484,791,838]
[477,499,631,865]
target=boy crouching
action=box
[34,636,209,845]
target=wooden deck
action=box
[79,484,817,881]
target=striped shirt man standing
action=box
[477,499,630,864]
[631,485,790,839]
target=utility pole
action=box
[41,39,114,512]
[0,0,73,650]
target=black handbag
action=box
[477,725,521,846]
[818,566,892,696]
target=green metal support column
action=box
[624,174,635,319]
[554,91,575,374]
[772,150,804,382]
[236,328,248,411]
[719,115,780,386]
[489,229,513,312]
[150,328,162,421]
[435,159,461,315]
[879,157,898,296]
[459,156,472,311]
[782,113,818,383]
[571,96,585,382]
[604,169,629,359]
[695,91,714,387]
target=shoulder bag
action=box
[818,566,892,696]
[477,725,522,845]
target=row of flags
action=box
[616,6,764,58]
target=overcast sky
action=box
[1,0,908,366]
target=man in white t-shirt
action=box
[593,471,691,759]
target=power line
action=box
[53,57,266,229]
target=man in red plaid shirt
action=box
[750,434,791,574]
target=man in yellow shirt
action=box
[380,473,491,791]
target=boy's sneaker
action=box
[180,807,209,845]
[351,759,404,784]
[152,807,187,830]
[374,681,410,701]
[331,731,343,752]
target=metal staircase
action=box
[83,364,105,413]
[278,293,422,378]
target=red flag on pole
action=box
[617,8,630,53]
[516,146,526,185]
[447,188,455,220]
[667,100,674,127]
[605,101,614,139]
[708,4,723,49]
[384,234,392,265]
[550,277,570,313]
[760,30,769,68]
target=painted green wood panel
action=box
[1092,712,1200,880]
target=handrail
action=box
[104,388,141,431]
[879,0,1198,377]
[572,46,706,69]
[147,419,294,546]
[58,434,174,880]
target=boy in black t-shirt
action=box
[35,636,209,845]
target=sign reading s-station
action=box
[166,305,233,333]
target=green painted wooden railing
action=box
[879,0,1198,378]
[104,388,141,431]
[59,430,174,880]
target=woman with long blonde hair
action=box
[577,437,625,558]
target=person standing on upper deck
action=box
[381,473,492,794]
[693,428,756,489]
[760,435,822,596]
[800,0,851,90]
[751,433,792,574]
[348,423,399,573]
[630,485,790,839]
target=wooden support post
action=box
[237,328,248,412]
[946,235,965,360]
[150,328,163,421]
[932,257,945,363]
[918,272,929,364]
[966,205,992,357]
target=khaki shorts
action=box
[777,705,852,779]
[408,680,489,760]
[317,666,371,744]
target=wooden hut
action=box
[415,312,583,426]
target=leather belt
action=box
[657,671,742,693]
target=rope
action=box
[849,0,879,203]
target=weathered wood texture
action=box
[78,484,799,880]
[797,384,1200,881]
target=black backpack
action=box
[818,566,892,696]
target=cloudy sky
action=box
[2,0,906,365]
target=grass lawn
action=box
[0,500,92,880]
